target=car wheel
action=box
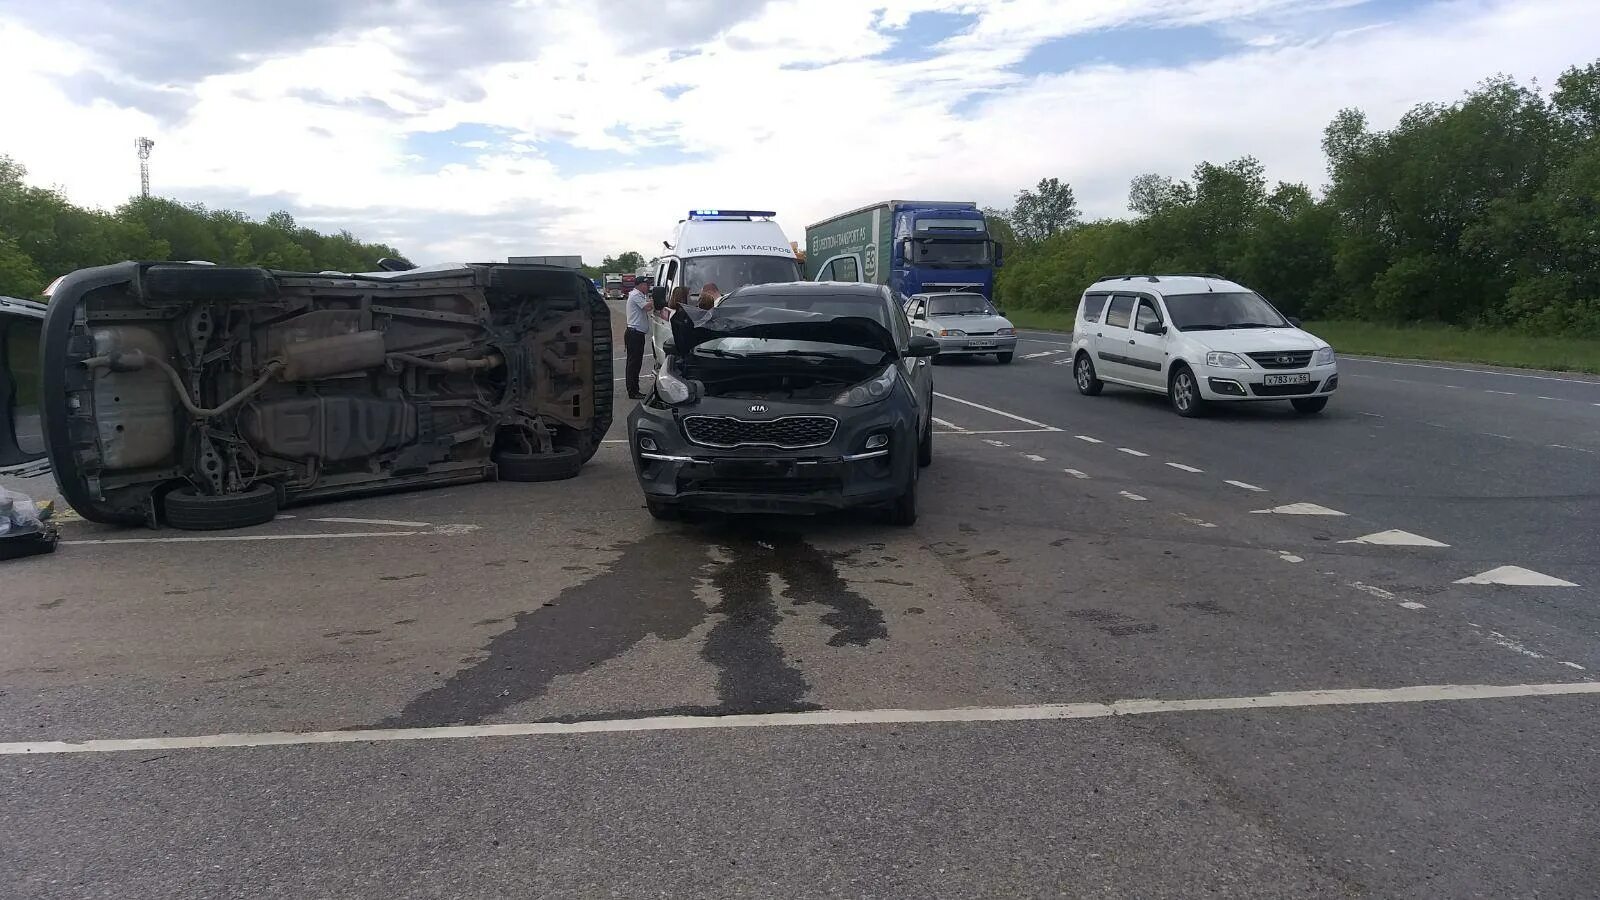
[1169,366,1206,417]
[163,483,279,531]
[1074,353,1104,396]
[645,497,678,521]
[918,413,933,468]
[494,446,583,482]
[884,471,918,526]
[997,352,1014,364]
[1291,397,1329,415]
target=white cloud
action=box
[2,0,1597,265]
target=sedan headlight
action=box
[939,329,967,338]
[835,365,898,407]
[1205,351,1250,369]
[655,370,693,405]
[1313,346,1336,366]
[996,327,1016,336]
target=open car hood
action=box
[671,306,899,358]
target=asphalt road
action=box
[3,319,1598,899]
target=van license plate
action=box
[1263,373,1311,386]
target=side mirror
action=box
[906,335,941,358]
[1287,316,1302,328]
[1141,321,1166,336]
[993,241,1005,268]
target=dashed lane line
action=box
[1225,480,1267,492]
[1021,350,1068,360]
[1075,435,1103,444]
[1352,357,1600,385]
[983,439,1011,448]
[1251,502,1347,516]
[1119,491,1148,501]
[1064,469,1090,479]
[1023,454,1048,462]
[10,682,1599,756]
[1117,448,1149,457]
[1165,462,1203,473]
[933,392,1060,431]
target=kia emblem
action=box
[748,404,767,413]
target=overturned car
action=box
[628,282,938,525]
[0,261,611,529]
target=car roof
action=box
[912,291,985,300]
[1085,275,1251,296]
[729,281,889,301]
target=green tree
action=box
[1010,177,1080,243]
[601,251,645,273]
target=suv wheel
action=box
[163,484,279,531]
[1169,366,1207,417]
[1074,353,1104,396]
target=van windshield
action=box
[1163,292,1289,330]
[683,255,801,295]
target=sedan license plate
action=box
[967,340,996,349]
[1262,373,1311,386]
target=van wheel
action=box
[163,484,279,531]
[1074,353,1103,396]
[1291,397,1329,415]
[996,352,1014,364]
[1169,365,1206,417]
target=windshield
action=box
[683,255,802,296]
[693,337,886,364]
[1163,291,1289,330]
[926,294,994,316]
[910,240,989,268]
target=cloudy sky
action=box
[2,0,1596,263]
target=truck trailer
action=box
[804,201,1003,299]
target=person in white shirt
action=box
[623,276,654,398]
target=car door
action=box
[1094,294,1137,381]
[648,258,680,367]
[0,299,48,476]
[813,254,862,283]
[889,292,931,430]
[908,297,930,334]
[1123,296,1170,387]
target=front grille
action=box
[683,415,838,449]
[684,477,841,496]
[1250,380,1322,397]
[1247,350,1313,370]
[964,330,996,336]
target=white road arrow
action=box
[1339,529,1450,547]
[1455,566,1578,587]
[1251,502,1347,516]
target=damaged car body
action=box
[0,261,612,529]
[628,282,938,525]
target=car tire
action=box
[494,446,583,482]
[163,483,279,531]
[1291,397,1329,415]
[918,413,933,468]
[1169,365,1207,417]
[1073,352,1104,396]
[997,351,1014,364]
[884,472,918,527]
[645,497,678,521]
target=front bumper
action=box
[934,335,1018,356]
[1198,365,1339,401]
[628,401,916,516]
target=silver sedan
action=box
[904,292,1018,364]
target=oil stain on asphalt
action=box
[378,525,887,728]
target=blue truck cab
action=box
[805,200,1003,301]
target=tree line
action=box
[0,157,405,298]
[989,60,1600,337]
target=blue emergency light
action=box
[687,209,777,220]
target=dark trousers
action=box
[624,327,647,395]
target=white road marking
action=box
[1251,502,1347,516]
[1536,396,1563,401]
[1351,582,1397,600]
[1023,454,1048,462]
[1352,357,1600,385]
[10,682,1599,756]
[1165,462,1203,473]
[1484,630,1547,661]
[1359,412,1385,418]
[931,416,968,432]
[1174,514,1218,528]
[1021,350,1067,360]
[1277,552,1305,563]
[1455,566,1579,587]
[1063,468,1090,479]
[983,439,1011,447]
[1019,336,1074,346]
[273,514,296,520]
[311,517,431,528]
[1117,448,1149,457]
[1442,384,1463,389]
[1561,661,1586,671]
[934,392,1060,430]
[1119,491,1147,501]
[1399,601,1428,610]
[64,531,422,545]
[1484,433,1516,440]
[1075,435,1103,444]
[935,428,1058,436]
[1339,529,1450,548]
[1225,480,1266,492]
[601,439,629,444]
[1053,357,1075,366]
[1485,390,1516,396]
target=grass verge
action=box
[1005,308,1600,375]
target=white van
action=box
[648,209,802,360]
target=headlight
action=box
[1313,347,1336,366]
[656,370,693,405]
[939,329,967,337]
[1205,351,1250,369]
[835,365,898,407]
[996,327,1016,336]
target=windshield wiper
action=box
[1220,322,1278,329]
[694,347,747,359]
[746,350,866,361]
